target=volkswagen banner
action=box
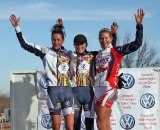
[37,68,160,130]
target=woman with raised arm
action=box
[10,15,74,130]
[94,9,144,130]
[70,34,95,130]
[70,22,118,130]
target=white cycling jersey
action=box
[15,26,71,87]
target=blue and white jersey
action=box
[15,26,71,87]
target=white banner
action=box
[111,68,160,130]
[37,71,52,130]
[37,71,66,130]
[36,68,160,130]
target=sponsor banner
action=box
[37,71,65,130]
[37,68,160,130]
[37,71,52,130]
[111,68,160,130]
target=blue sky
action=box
[0,0,160,94]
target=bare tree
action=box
[118,32,160,68]
[0,90,10,113]
[0,96,10,113]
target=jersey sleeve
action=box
[15,26,48,59]
[115,24,143,55]
[111,33,117,47]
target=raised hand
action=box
[56,18,63,25]
[135,9,145,25]
[9,14,20,27]
[111,22,118,34]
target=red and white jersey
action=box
[95,44,122,89]
[94,24,143,89]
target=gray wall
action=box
[10,71,38,130]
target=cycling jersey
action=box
[70,51,95,87]
[15,26,71,87]
[94,24,143,89]
[94,24,143,109]
[14,26,74,115]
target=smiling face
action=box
[99,29,113,49]
[74,43,87,54]
[51,33,64,49]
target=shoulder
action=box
[61,47,73,58]
[114,45,123,52]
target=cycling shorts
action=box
[72,86,95,118]
[94,86,117,110]
[47,86,74,115]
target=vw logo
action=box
[121,73,135,89]
[41,114,52,129]
[140,93,155,109]
[81,115,85,129]
[120,114,135,129]
[39,75,48,89]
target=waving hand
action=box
[9,14,20,27]
[135,9,145,25]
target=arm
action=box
[111,22,118,47]
[115,9,144,55]
[10,14,47,59]
[112,33,117,47]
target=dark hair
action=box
[51,19,66,40]
[99,28,112,39]
[74,34,88,46]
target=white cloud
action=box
[1,2,151,21]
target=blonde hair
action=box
[99,28,112,39]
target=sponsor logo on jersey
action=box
[41,114,52,129]
[78,61,90,74]
[58,62,69,74]
[120,114,135,129]
[77,55,92,61]
[60,55,70,62]
[140,93,155,109]
[121,73,135,89]
[96,55,111,66]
